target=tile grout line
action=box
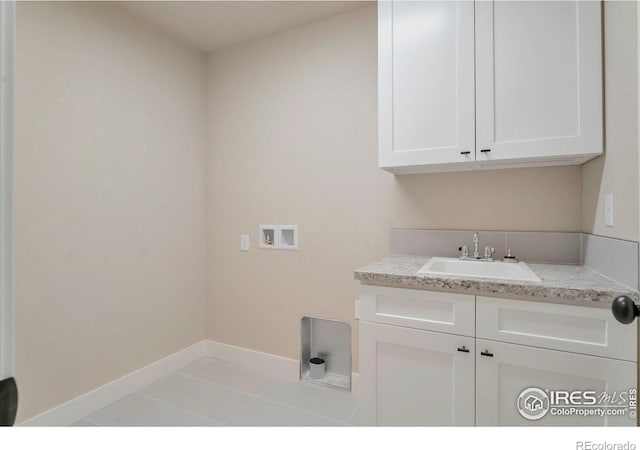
[220,396,260,426]
[142,367,264,425]
[83,393,148,426]
[255,396,348,425]
[255,377,281,396]
[184,356,355,414]
[248,374,357,424]
[135,391,222,426]
[343,400,361,426]
[220,377,282,425]
[79,417,101,426]
[181,371,275,398]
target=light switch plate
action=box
[605,194,614,227]
[240,235,249,252]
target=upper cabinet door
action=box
[379,1,475,173]
[475,1,603,165]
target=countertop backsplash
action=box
[389,229,638,291]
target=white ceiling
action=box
[120,1,369,53]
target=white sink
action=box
[418,257,541,283]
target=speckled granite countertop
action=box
[354,255,639,306]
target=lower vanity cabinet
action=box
[358,286,638,427]
[358,285,476,425]
[475,296,637,427]
[476,339,637,427]
[359,321,475,426]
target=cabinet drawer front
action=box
[477,297,637,362]
[360,285,475,336]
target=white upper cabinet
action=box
[378,1,475,172]
[379,1,603,174]
[475,1,603,167]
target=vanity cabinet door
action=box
[359,321,475,426]
[378,1,475,173]
[476,339,637,427]
[475,0,602,166]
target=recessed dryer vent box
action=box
[278,225,298,250]
[300,316,351,391]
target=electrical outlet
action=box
[605,194,614,227]
[240,235,249,252]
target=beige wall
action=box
[15,2,208,421]
[583,1,639,242]
[16,1,632,421]
[205,5,583,370]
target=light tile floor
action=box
[72,357,363,427]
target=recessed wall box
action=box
[300,316,351,391]
[259,225,299,250]
[259,225,277,249]
[278,225,298,250]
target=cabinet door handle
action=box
[480,149,491,153]
[457,346,470,353]
[481,350,494,357]
[460,151,471,155]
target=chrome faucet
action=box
[459,232,495,261]
[472,232,480,259]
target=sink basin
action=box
[418,257,541,283]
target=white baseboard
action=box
[19,341,208,426]
[351,372,360,395]
[18,339,359,426]
[205,340,299,381]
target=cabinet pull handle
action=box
[481,350,494,357]
[460,151,471,155]
[480,149,491,153]
[457,346,470,353]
